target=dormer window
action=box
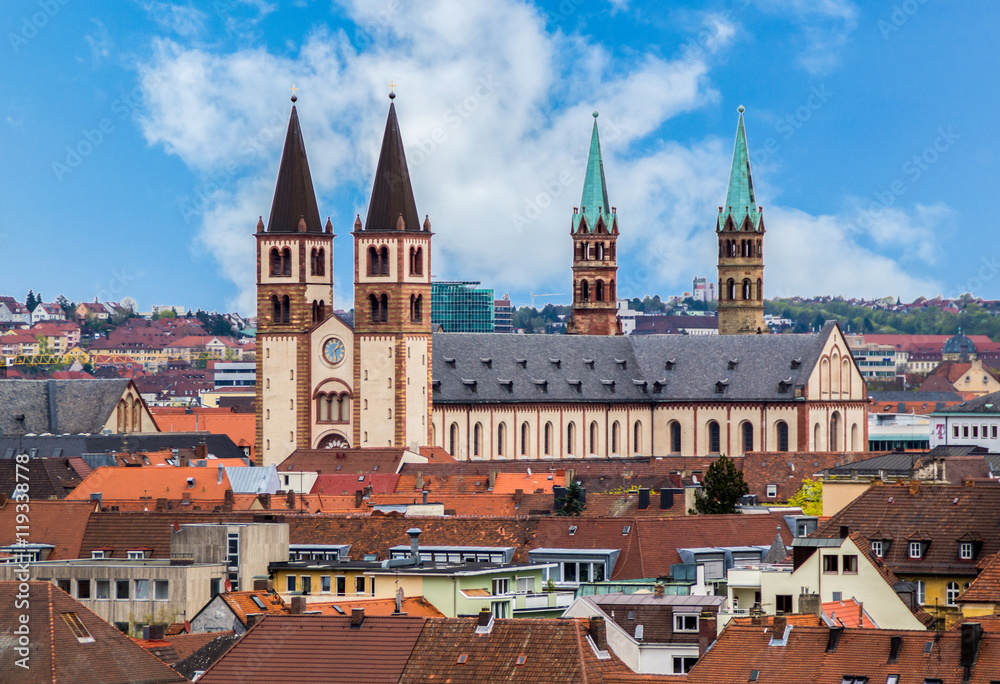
[515,358,527,369]
[665,359,676,371]
[870,540,883,558]
[908,541,924,559]
[960,542,974,560]
[790,358,801,369]
[715,381,728,394]
[728,359,738,370]
[127,550,145,560]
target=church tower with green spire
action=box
[717,106,767,335]
[566,112,621,336]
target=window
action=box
[113,622,129,634]
[153,580,169,601]
[766,484,777,498]
[960,542,974,559]
[76,579,90,600]
[497,422,506,457]
[516,577,533,594]
[95,580,110,600]
[946,581,960,606]
[916,580,926,605]
[993,425,998,439]
[670,421,682,453]
[776,421,789,452]
[566,422,574,455]
[210,578,222,597]
[886,677,899,684]
[673,656,698,674]
[492,578,510,595]
[871,540,884,558]
[611,421,619,454]
[355,576,365,594]
[134,579,149,600]
[491,601,509,618]
[127,550,145,560]
[336,576,346,596]
[115,579,129,600]
[953,424,959,438]
[91,550,105,559]
[840,678,869,684]
[301,576,312,595]
[61,612,94,643]
[589,421,598,454]
[708,421,721,453]
[842,555,858,574]
[908,541,923,559]
[673,613,698,632]
[322,575,333,593]
[775,595,792,613]
[286,575,296,592]
[742,422,753,453]
[56,579,71,593]
[823,555,839,574]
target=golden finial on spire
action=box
[388,81,397,100]
[290,83,299,102]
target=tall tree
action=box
[555,480,587,516]
[25,290,36,312]
[694,454,749,515]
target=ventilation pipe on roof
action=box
[217,464,224,485]
[422,490,428,505]
[408,528,421,565]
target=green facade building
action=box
[431,281,495,333]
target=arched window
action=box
[125,396,134,432]
[414,247,423,275]
[813,423,821,451]
[310,247,317,275]
[851,423,859,452]
[270,248,281,276]
[596,280,604,302]
[670,421,681,453]
[946,582,960,606]
[581,280,589,302]
[756,278,763,301]
[281,295,290,324]
[281,248,292,276]
[521,422,529,457]
[409,246,416,275]
[271,295,281,323]
[831,353,842,395]
[633,421,641,454]
[473,423,482,457]
[117,399,125,433]
[369,294,380,323]
[317,393,329,422]
[727,279,736,301]
[830,412,840,451]
[589,421,598,455]
[338,395,350,422]
[369,246,379,275]
[379,246,389,275]
[708,421,721,454]
[609,280,615,301]
[317,300,325,321]
[410,294,423,323]
[610,421,619,454]
[596,242,604,260]
[776,421,789,452]
[544,422,552,455]
[567,422,575,455]
[379,294,388,322]
[315,248,325,276]
[742,422,753,453]
[497,423,506,457]
[742,279,752,300]
[449,423,458,456]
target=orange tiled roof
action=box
[151,408,255,453]
[307,596,444,618]
[959,552,1000,603]
[491,472,556,495]
[0,499,94,559]
[220,590,287,624]
[822,598,876,628]
[66,466,232,501]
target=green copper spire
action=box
[720,105,761,231]
[574,112,615,234]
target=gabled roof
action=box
[959,552,1000,603]
[218,590,287,625]
[362,99,422,233]
[79,511,259,559]
[0,378,135,435]
[0,582,187,683]
[311,473,400,495]
[0,499,93,559]
[0,457,83,498]
[171,633,238,680]
[308,596,445,618]
[66,466,232,502]
[265,102,323,234]
[935,389,1000,414]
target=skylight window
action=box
[61,612,94,643]
[251,596,266,610]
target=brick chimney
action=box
[350,607,365,628]
[245,613,264,629]
[773,614,787,635]
[478,607,493,627]
[223,489,234,511]
[260,492,271,509]
[355,490,364,508]
[589,616,608,651]
[698,609,717,657]
[148,624,164,640]
[286,490,296,509]
[290,596,306,614]
[253,579,273,592]
[195,442,208,460]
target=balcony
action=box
[512,591,575,613]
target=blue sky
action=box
[0,0,995,315]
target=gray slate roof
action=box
[933,390,1000,414]
[868,391,963,403]
[432,323,836,404]
[0,379,132,435]
[0,434,246,462]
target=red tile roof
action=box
[959,552,1000,603]
[311,473,400,495]
[307,596,444,617]
[219,590,287,625]
[0,499,94,559]
[66,466,232,502]
[742,451,867,502]
[165,630,234,662]
[79,511,259,559]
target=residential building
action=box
[868,411,931,451]
[431,281,495,333]
[920,359,1000,398]
[0,581,187,683]
[632,313,719,335]
[847,334,899,379]
[189,586,287,634]
[212,361,256,389]
[930,390,1000,450]
[691,275,716,302]
[493,294,514,333]
[616,298,638,334]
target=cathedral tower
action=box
[717,105,766,335]
[352,93,432,451]
[255,95,337,465]
[566,112,621,336]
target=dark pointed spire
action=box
[363,99,420,232]
[266,102,322,233]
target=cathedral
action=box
[255,94,867,466]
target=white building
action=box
[930,390,1000,450]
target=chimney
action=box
[839,525,850,539]
[826,626,844,653]
[961,622,983,667]
[245,613,264,629]
[772,614,787,635]
[660,489,675,509]
[422,490,428,505]
[290,596,306,614]
[564,469,576,488]
[478,607,493,627]
[260,493,271,509]
[350,607,365,628]
[909,480,920,495]
[253,579,272,592]
[286,490,296,509]
[223,489,234,510]
[415,472,424,490]
[148,624,164,640]
[408,527,422,564]
[638,488,650,510]
[155,497,167,512]
[654,583,665,597]
[589,616,608,651]
[798,593,821,616]
[355,490,364,508]
[90,492,102,509]
[888,635,902,664]
[489,470,498,489]
[698,609,717,657]
[514,489,524,505]
[394,587,404,615]
[195,442,208,460]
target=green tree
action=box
[55,295,74,316]
[25,290,36,312]
[788,477,823,516]
[693,454,749,515]
[555,480,587,516]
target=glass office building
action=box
[431,281,495,333]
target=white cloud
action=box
[748,0,859,74]
[85,18,112,65]
[136,1,209,37]
[134,0,934,313]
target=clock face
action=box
[323,337,346,366]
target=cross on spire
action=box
[388,81,397,100]
[290,83,299,102]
